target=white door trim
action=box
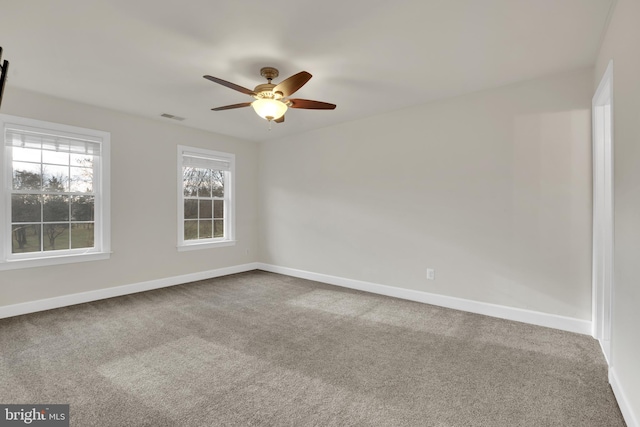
[592,60,614,364]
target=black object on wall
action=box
[0,46,9,109]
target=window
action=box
[177,146,234,250]
[0,114,110,270]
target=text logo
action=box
[0,405,68,427]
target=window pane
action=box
[43,150,69,166]
[12,224,41,253]
[212,171,224,197]
[71,196,94,221]
[199,200,212,219]
[214,220,224,238]
[184,200,198,219]
[12,147,41,163]
[70,167,93,193]
[13,163,42,190]
[197,169,212,197]
[70,223,94,249]
[199,220,212,239]
[12,195,41,222]
[43,223,69,251]
[71,153,93,168]
[184,220,198,240]
[183,167,198,197]
[213,200,224,219]
[43,195,69,221]
[43,165,69,192]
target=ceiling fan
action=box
[203,67,336,123]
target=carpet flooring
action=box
[0,270,625,426]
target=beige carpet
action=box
[0,270,626,426]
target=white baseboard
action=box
[0,262,259,320]
[256,263,592,335]
[1,261,592,336]
[610,367,639,427]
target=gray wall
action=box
[595,0,640,419]
[259,68,594,320]
[1,69,595,322]
[0,87,259,306]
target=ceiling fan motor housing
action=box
[256,67,284,99]
[253,83,282,99]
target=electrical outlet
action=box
[426,268,435,280]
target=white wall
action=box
[595,0,640,422]
[0,87,259,307]
[259,68,593,320]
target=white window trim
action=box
[0,114,111,270]
[177,145,235,251]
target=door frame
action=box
[592,60,614,363]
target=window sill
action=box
[0,252,111,271]
[177,240,236,252]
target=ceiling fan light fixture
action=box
[251,98,287,121]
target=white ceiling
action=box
[0,0,614,142]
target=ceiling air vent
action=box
[160,113,186,121]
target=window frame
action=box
[0,114,110,270]
[177,145,235,251]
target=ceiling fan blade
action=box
[289,99,336,110]
[275,115,285,123]
[273,71,312,97]
[203,75,256,96]
[211,102,252,111]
